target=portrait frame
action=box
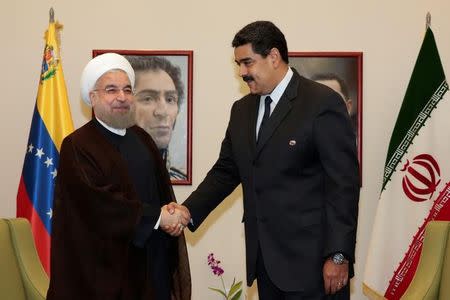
[93,49,193,185]
[289,52,363,183]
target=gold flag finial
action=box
[426,12,431,29]
[49,7,55,23]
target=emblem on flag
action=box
[401,154,441,202]
[41,45,59,82]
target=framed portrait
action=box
[93,49,193,185]
[289,52,363,182]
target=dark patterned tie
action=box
[257,96,272,142]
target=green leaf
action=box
[228,281,242,297]
[230,289,242,300]
[208,287,227,298]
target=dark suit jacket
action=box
[184,69,359,293]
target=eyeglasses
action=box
[93,86,134,96]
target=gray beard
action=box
[95,107,136,129]
[106,114,136,129]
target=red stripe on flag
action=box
[17,176,51,274]
[17,176,31,219]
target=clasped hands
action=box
[160,202,191,236]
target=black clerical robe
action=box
[47,120,191,300]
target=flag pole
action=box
[426,12,431,29]
[49,7,54,23]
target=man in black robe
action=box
[47,53,191,300]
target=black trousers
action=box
[255,246,350,300]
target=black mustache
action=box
[242,75,254,82]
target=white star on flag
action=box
[46,208,52,219]
[44,157,53,168]
[28,144,34,153]
[51,169,57,178]
[35,148,45,159]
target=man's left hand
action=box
[323,258,349,295]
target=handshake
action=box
[160,202,191,236]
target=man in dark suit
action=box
[169,21,359,299]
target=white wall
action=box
[3,1,450,299]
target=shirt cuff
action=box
[154,212,162,229]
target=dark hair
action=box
[232,21,289,64]
[311,73,350,100]
[126,56,184,106]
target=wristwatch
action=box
[331,253,347,265]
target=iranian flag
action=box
[363,27,449,299]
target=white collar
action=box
[95,117,126,136]
[262,67,293,105]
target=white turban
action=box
[80,53,135,106]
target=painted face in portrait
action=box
[234,43,279,95]
[90,70,136,129]
[134,70,179,149]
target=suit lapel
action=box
[255,71,301,157]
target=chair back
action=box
[401,221,450,300]
[438,222,450,299]
[0,218,27,300]
[7,218,49,299]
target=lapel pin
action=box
[289,140,296,146]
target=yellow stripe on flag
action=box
[36,22,74,151]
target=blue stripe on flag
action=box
[22,105,59,234]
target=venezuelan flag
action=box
[16,20,74,274]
